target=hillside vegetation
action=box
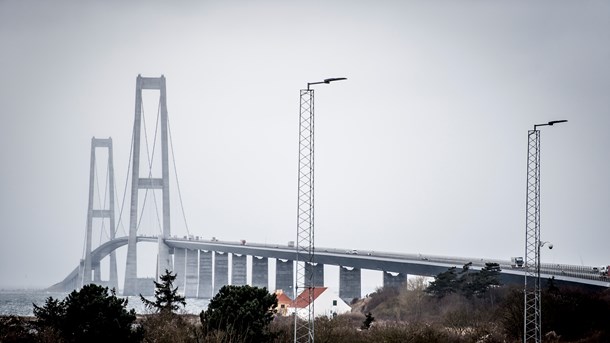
[352,270,610,343]
[1,267,609,342]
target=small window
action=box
[281,304,285,308]
[332,300,337,306]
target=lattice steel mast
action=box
[523,120,567,343]
[523,129,541,343]
[294,78,345,343]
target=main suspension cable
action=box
[148,97,163,234]
[168,115,191,236]
[101,163,110,241]
[94,154,103,246]
[115,122,135,238]
[136,96,163,235]
[136,97,151,233]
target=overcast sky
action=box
[1,1,609,290]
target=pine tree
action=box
[140,269,186,314]
[200,285,277,343]
[425,266,459,297]
[425,263,502,298]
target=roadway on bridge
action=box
[50,236,610,292]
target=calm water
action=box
[0,289,209,317]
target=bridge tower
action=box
[82,137,118,290]
[123,75,172,296]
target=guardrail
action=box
[165,236,608,283]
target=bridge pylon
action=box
[123,75,172,296]
[82,137,118,290]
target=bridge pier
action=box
[276,259,294,298]
[383,271,407,289]
[158,237,172,279]
[252,256,268,289]
[123,244,138,295]
[214,252,229,294]
[93,262,101,283]
[339,266,361,303]
[305,263,324,287]
[137,277,155,296]
[173,248,186,293]
[198,250,213,298]
[109,251,118,290]
[77,259,84,288]
[231,254,247,286]
[185,249,198,297]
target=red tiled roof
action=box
[292,287,327,308]
[276,291,292,304]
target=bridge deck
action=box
[49,235,610,292]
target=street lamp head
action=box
[323,77,347,84]
[307,77,347,89]
[533,119,568,130]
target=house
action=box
[288,287,351,318]
[275,289,293,316]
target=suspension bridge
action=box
[49,75,609,301]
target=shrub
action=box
[0,316,37,343]
[33,284,143,343]
[140,313,200,343]
[200,285,277,343]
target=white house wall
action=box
[290,289,351,318]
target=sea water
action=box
[0,289,209,317]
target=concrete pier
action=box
[123,246,138,295]
[158,237,172,278]
[198,250,213,298]
[275,259,294,299]
[305,263,324,287]
[109,248,118,290]
[137,277,155,296]
[92,262,101,283]
[251,256,268,289]
[108,251,119,293]
[77,259,84,288]
[339,266,361,303]
[185,249,199,297]
[173,248,186,293]
[383,271,407,289]
[214,252,229,294]
[231,254,247,286]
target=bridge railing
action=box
[372,251,607,282]
[165,236,607,282]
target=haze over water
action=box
[0,290,209,317]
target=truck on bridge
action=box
[510,257,524,268]
[594,265,609,278]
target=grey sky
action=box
[1,1,608,289]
